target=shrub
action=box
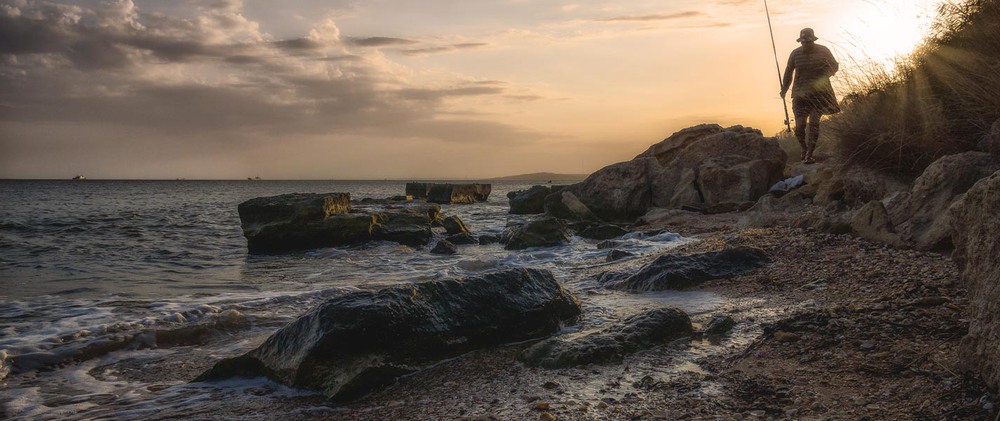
[829,0,1000,176]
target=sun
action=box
[839,0,939,69]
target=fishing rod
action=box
[764,0,792,132]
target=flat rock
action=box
[520,308,692,368]
[600,247,771,291]
[195,268,581,401]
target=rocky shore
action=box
[319,222,993,420]
[193,123,999,420]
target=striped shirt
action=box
[782,44,839,98]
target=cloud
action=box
[400,42,488,56]
[349,36,419,47]
[595,11,704,23]
[0,0,539,156]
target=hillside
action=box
[488,172,589,182]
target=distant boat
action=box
[248,176,261,181]
[72,175,86,180]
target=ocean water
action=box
[0,179,718,419]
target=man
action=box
[780,28,840,164]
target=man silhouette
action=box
[780,28,840,164]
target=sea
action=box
[0,179,723,419]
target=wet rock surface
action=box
[195,268,581,401]
[507,185,556,215]
[503,218,571,250]
[520,308,693,368]
[599,247,771,291]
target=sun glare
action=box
[839,0,940,71]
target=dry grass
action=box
[828,0,1000,176]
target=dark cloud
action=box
[400,42,488,56]
[0,0,547,180]
[349,36,419,47]
[395,86,505,102]
[596,11,703,22]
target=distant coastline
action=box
[486,172,588,182]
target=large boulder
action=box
[508,185,556,215]
[850,201,904,247]
[238,193,444,253]
[813,165,909,208]
[372,206,438,247]
[238,193,371,253]
[569,158,657,222]
[504,218,571,250]
[646,125,786,209]
[543,190,600,222]
[951,170,1000,390]
[885,152,1000,251]
[426,183,492,204]
[600,247,771,291]
[520,308,692,368]
[195,268,582,401]
[568,124,786,221]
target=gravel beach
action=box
[325,215,996,420]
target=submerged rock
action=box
[577,224,628,241]
[951,170,1000,390]
[430,239,459,255]
[705,315,737,335]
[600,247,771,291]
[445,232,477,245]
[195,268,581,401]
[504,218,571,250]
[520,308,692,368]
[606,249,634,262]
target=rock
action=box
[705,315,736,335]
[850,201,904,247]
[372,206,437,247]
[477,235,500,245]
[508,185,555,215]
[568,158,658,221]
[773,331,800,343]
[950,170,1000,390]
[697,155,784,205]
[389,195,413,201]
[504,218,571,250]
[543,190,600,222]
[441,215,470,235]
[606,249,634,262]
[635,208,690,226]
[646,125,786,209]
[600,247,771,291]
[238,193,373,253]
[577,224,628,240]
[427,183,492,204]
[813,165,910,208]
[195,268,582,401]
[520,308,693,368]
[445,232,477,245]
[430,240,459,255]
[405,182,432,198]
[596,240,621,250]
[886,152,1000,251]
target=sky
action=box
[0,0,942,179]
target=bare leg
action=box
[806,111,821,160]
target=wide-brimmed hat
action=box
[797,28,818,42]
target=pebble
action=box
[773,331,801,343]
[542,381,560,390]
[860,342,876,350]
[533,402,551,411]
[538,412,556,421]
